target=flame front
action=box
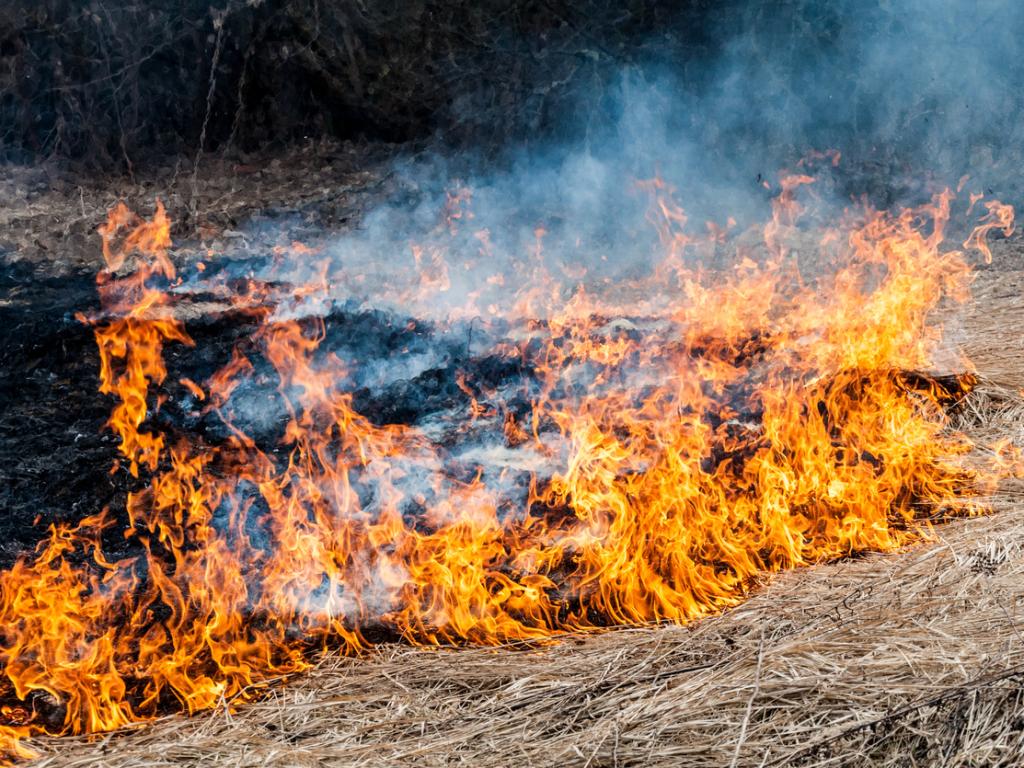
[0,179,1014,758]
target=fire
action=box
[0,174,1015,759]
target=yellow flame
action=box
[0,179,1015,759]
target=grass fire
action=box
[0,170,1016,760]
[3,2,1024,766]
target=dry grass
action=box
[961,264,1024,390]
[0,141,393,275]
[24,473,1024,766]
[11,258,1024,766]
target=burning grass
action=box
[19,385,1024,767]
[0,171,1019,762]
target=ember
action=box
[0,174,1015,759]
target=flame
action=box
[0,178,1015,759]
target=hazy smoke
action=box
[625,0,1024,201]
[172,0,1024,526]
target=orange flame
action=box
[0,182,1015,759]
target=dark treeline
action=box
[0,0,705,169]
[2,0,1023,199]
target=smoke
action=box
[184,0,1024,314]
[297,0,1024,294]
[627,0,1024,201]
[163,0,1024,539]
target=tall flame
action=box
[0,178,1014,759]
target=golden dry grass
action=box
[26,475,1024,766]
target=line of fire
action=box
[2,2,1024,765]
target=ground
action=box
[3,147,1024,767]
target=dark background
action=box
[0,0,702,168]
[6,0,1021,187]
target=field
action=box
[2,151,1022,767]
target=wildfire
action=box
[0,174,1015,759]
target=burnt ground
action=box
[1,147,1023,570]
[0,262,523,569]
[0,141,397,563]
[0,261,112,563]
[0,160,538,571]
